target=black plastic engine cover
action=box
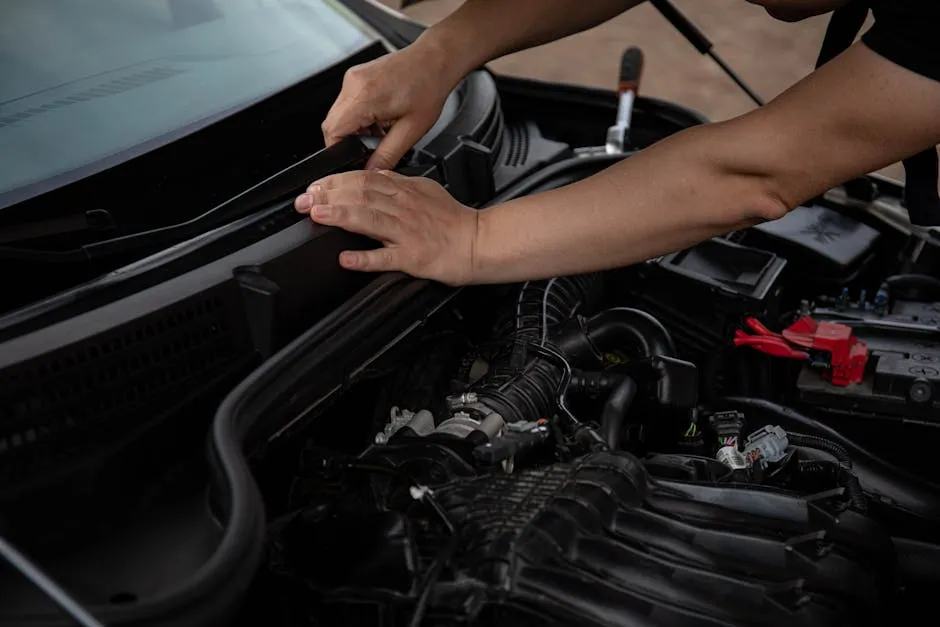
[273,452,895,627]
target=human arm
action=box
[470,42,940,282]
[298,42,940,285]
[323,0,642,169]
[417,0,645,82]
[745,0,850,22]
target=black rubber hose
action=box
[719,397,940,521]
[554,307,676,365]
[477,282,682,426]
[883,273,940,300]
[479,357,563,424]
[570,370,629,396]
[477,275,604,423]
[788,432,853,467]
[600,376,638,450]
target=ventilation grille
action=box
[501,124,531,168]
[0,286,251,484]
[0,65,186,129]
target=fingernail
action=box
[339,251,358,268]
[312,205,332,219]
[295,194,312,211]
[306,183,322,196]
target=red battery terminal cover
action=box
[733,316,868,386]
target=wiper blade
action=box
[0,137,370,262]
[83,136,370,259]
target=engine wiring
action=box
[407,534,460,627]
[332,461,459,627]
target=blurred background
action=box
[380,0,901,180]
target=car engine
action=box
[244,201,940,627]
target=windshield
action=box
[0,0,373,209]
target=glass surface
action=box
[0,0,373,206]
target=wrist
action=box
[466,206,504,285]
[415,20,485,89]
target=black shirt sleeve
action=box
[861,2,940,82]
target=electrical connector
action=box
[744,425,789,468]
[708,410,745,448]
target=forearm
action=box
[417,0,643,85]
[471,43,940,285]
[749,0,850,22]
[471,123,789,283]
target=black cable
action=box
[718,397,940,521]
[0,534,104,627]
[528,342,580,427]
[407,533,459,627]
[341,462,456,535]
[338,461,460,627]
[341,463,459,627]
[788,432,853,467]
[797,459,867,512]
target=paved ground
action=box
[385,0,831,120]
[380,0,902,180]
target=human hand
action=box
[322,39,461,171]
[294,171,480,286]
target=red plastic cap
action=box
[736,316,869,386]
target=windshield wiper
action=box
[0,137,371,262]
[0,209,116,245]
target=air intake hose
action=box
[475,275,603,424]
[474,277,680,425]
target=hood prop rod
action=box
[650,0,765,107]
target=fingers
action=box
[365,116,425,171]
[321,97,373,147]
[307,202,403,243]
[338,248,402,273]
[313,169,403,195]
[294,170,402,213]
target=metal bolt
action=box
[909,379,933,404]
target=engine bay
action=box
[242,200,940,627]
[3,5,939,626]
[3,46,940,627]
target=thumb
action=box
[365,116,426,171]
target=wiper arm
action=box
[0,209,116,245]
[0,137,371,262]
